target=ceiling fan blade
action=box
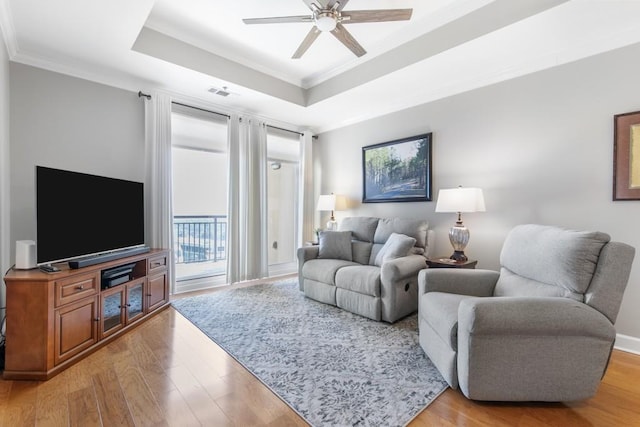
[302,0,326,10]
[342,9,413,23]
[243,15,312,25]
[326,0,349,11]
[292,26,321,59]
[330,23,366,57]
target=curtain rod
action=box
[141,92,317,139]
[172,101,231,119]
[267,124,302,138]
[261,123,317,139]
[265,125,317,139]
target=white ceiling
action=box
[3,0,640,134]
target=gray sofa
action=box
[418,224,635,401]
[297,217,431,323]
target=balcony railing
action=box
[173,215,227,264]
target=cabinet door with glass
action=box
[100,286,125,339]
[126,279,145,323]
[99,278,146,338]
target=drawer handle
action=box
[76,285,84,290]
[151,262,161,268]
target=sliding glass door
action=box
[170,103,304,289]
[171,103,228,292]
[267,128,300,276]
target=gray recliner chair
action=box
[418,224,635,401]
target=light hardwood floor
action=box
[1,290,639,426]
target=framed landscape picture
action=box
[362,133,432,203]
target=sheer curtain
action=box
[226,114,269,283]
[144,92,175,291]
[298,131,314,246]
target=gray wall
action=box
[317,42,640,342]
[10,63,145,255]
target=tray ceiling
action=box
[3,0,640,133]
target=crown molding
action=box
[11,50,153,95]
[11,51,312,137]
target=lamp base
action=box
[449,251,468,262]
[326,220,338,231]
[448,223,470,263]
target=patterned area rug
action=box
[171,279,448,427]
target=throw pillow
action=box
[374,232,416,266]
[318,231,353,261]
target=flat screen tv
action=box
[36,166,145,266]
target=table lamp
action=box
[435,186,485,262]
[317,193,338,231]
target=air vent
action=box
[208,86,231,97]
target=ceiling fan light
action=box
[315,14,337,32]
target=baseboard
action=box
[174,274,228,294]
[614,333,640,355]
[268,262,297,277]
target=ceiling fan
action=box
[242,0,413,59]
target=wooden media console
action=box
[3,248,170,380]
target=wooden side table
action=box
[427,257,478,269]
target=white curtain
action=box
[144,92,175,291]
[226,114,268,283]
[298,131,314,246]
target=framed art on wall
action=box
[362,133,432,203]
[613,111,640,200]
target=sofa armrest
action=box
[381,255,427,284]
[418,269,499,297]
[297,246,319,291]
[380,255,427,322]
[297,245,319,262]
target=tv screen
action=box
[36,166,145,265]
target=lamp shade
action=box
[435,187,486,213]
[317,194,336,211]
